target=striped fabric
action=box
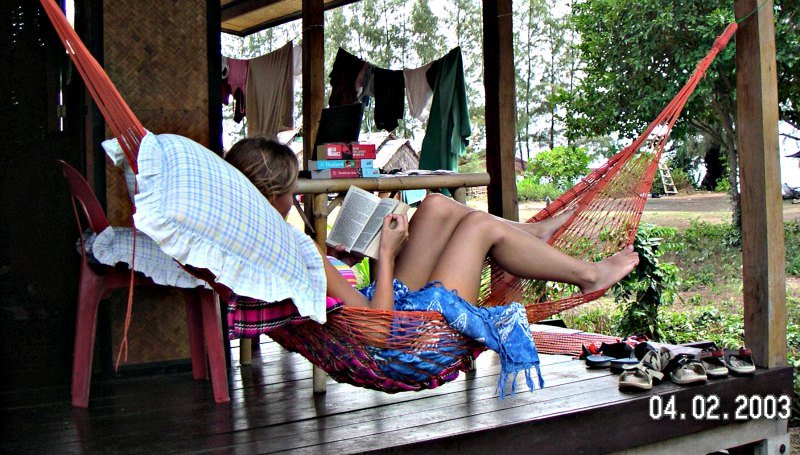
[127,132,327,323]
[87,227,208,289]
[227,257,353,338]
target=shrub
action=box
[525,146,593,192]
[516,178,561,202]
[611,224,680,339]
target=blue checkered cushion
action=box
[127,132,327,323]
[87,227,209,289]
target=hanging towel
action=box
[246,41,295,139]
[372,67,405,132]
[403,62,433,121]
[419,47,471,171]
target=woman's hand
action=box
[379,213,409,260]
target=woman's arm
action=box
[368,214,408,312]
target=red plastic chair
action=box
[57,160,230,407]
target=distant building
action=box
[360,131,419,173]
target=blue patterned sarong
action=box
[361,280,544,397]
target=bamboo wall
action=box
[103,0,210,366]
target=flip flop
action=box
[667,355,708,385]
[723,348,756,375]
[586,354,614,368]
[610,357,639,373]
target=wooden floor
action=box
[1,338,792,454]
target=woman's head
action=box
[225,137,298,218]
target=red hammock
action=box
[40,0,737,392]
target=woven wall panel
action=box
[103,0,209,364]
[109,288,190,365]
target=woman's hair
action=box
[224,137,299,201]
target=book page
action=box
[361,201,410,260]
[352,198,399,253]
[326,186,381,251]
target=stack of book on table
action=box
[309,142,379,179]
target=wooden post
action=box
[302,0,328,393]
[482,0,518,221]
[734,0,786,368]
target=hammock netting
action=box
[40,0,737,393]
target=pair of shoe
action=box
[618,345,671,391]
[698,345,756,377]
[584,341,638,369]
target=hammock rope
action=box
[40,0,737,393]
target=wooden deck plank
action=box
[1,344,791,455]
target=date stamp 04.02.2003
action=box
[649,394,792,421]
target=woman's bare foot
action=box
[527,206,578,242]
[579,245,639,295]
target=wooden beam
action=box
[734,0,786,368]
[482,0,518,221]
[301,0,327,393]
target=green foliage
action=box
[671,168,696,192]
[662,220,742,287]
[659,303,743,347]
[611,224,680,339]
[714,177,731,193]
[784,222,800,276]
[516,178,562,202]
[525,146,593,191]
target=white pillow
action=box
[118,132,326,323]
[89,226,209,289]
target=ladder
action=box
[658,161,678,195]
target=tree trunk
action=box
[700,137,724,190]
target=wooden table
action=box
[296,173,491,392]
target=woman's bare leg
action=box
[427,210,639,304]
[394,194,473,289]
[395,194,577,289]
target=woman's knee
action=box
[457,210,502,240]
[416,193,471,222]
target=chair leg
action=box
[71,268,104,408]
[198,289,230,404]
[183,290,208,380]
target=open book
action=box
[326,186,410,260]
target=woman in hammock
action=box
[224,136,640,313]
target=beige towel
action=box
[246,41,294,139]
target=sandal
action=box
[699,347,729,378]
[666,354,708,385]
[723,348,756,375]
[618,348,667,391]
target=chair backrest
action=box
[57,160,110,235]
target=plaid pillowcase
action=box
[130,132,327,323]
[102,137,137,202]
[88,226,208,289]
